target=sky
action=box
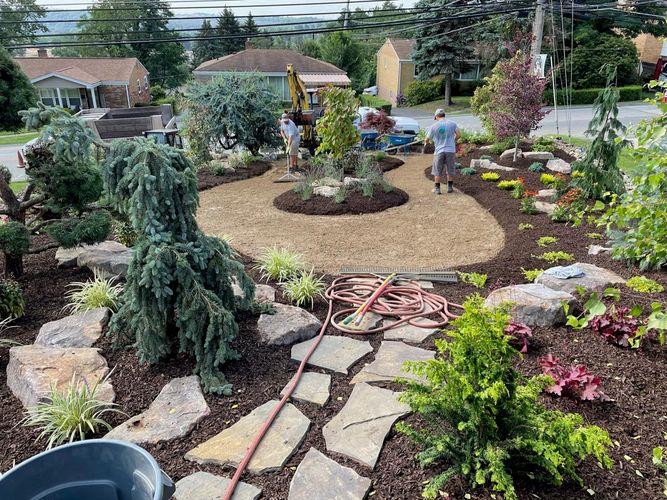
[36,0,419,18]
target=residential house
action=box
[193,48,350,101]
[633,33,666,78]
[14,51,151,110]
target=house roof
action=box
[13,57,144,85]
[195,49,347,74]
[389,39,415,60]
[299,73,351,86]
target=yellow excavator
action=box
[285,63,322,154]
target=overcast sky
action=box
[37,0,419,18]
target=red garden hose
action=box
[222,275,462,500]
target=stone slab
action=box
[291,336,373,374]
[76,241,131,277]
[524,151,554,160]
[484,283,576,327]
[288,448,371,500]
[323,383,410,469]
[536,262,626,295]
[546,158,571,174]
[257,303,322,346]
[382,318,438,343]
[395,280,434,290]
[351,341,435,384]
[338,311,382,332]
[105,376,209,445]
[174,471,261,500]
[185,400,310,474]
[280,371,331,406]
[35,308,110,348]
[7,345,114,409]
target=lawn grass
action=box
[408,95,472,115]
[546,135,640,175]
[10,181,28,193]
[0,132,39,146]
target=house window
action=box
[144,75,149,90]
[137,79,142,93]
[38,88,56,106]
[63,88,81,109]
[457,62,481,81]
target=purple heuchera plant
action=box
[590,306,639,347]
[504,320,532,353]
[539,354,604,401]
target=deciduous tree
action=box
[0,0,46,50]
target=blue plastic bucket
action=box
[0,439,175,500]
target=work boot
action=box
[447,183,454,193]
[433,185,441,195]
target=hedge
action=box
[359,94,392,114]
[546,85,643,106]
[405,79,441,106]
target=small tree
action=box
[103,138,255,394]
[184,73,281,158]
[470,63,507,140]
[572,67,627,199]
[488,51,548,161]
[0,47,37,132]
[359,110,395,135]
[316,86,360,159]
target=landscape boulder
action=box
[343,177,362,189]
[500,148,522,161]
[313,177,343,188]
[484,283,576,327]
[536,188,558,200]
[546,158,571,174]
[535,200,556,215]
[313,186,340,198]
[524,151,554,160]
[536,263,625,295]
[257,303,322,345]
[35,307,110,348]
[76,241,132,277]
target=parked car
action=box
[362,85,378,96]
[355,106,420,135]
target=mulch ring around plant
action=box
[273,185,409,216]
[197,160,272,191]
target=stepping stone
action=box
[395,280,434,290]
[288,448,371,500]
[536,262,625,295]
[524,151,554,160]
[6,345,114,409]
[351,341,434,384]
[291,336,373,374]
[185,400,310,474]
[174,471,261,500]
[383,318,438,343]
[484,283,576,327]
[76,240,132,277]
[535,200,556,215]
[546,158,571,174]
[280,372,331,406]
[257,303,322,346]
[35,308,110,348]
[105,376,209,445]
[536,188,557,200]
[339,311,382,332]
[323,383,409,469]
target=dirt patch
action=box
[273,186,409,216]
[197,160,272,191]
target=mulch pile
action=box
[1,147,666,499]
[197,160,272,191]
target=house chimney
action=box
[37,48,48,58]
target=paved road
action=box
[0,144,26,182]
[393,102,660,137]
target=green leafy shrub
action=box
[497,179,522,190]
[586,232,603,240]
[532,136,555,153]
[254,246,305,282]
[518,223,534,230]
[21,373,121,450]
[510,183,525,199]
[0,279,25,319]
[536,236,559,247]
[359,94,392,114]
[335,185,349,204]
[460,167,476,176]
[521,268,544,282]
[550,86,642,105]
[626,276,664,294]
[528,162,544,172]
[374,151,387,162]
[489,138,515,155]
[551,205,570,223]
[540,173,557,185]
[533,251,575,264]
[405,79,441,106]
[316,87,360,158]
[0,221,30,276]
[398,296,612,500]
[281,268,325,308]
[459,129,491,145]
[457,271,487,289]
[46,210,112,248]
[520,196,538,215]
[112,219,138,247]
[65,270,124,314]
[481,172,500,182]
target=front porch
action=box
[36,86,102,112]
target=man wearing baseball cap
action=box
[425,108,460,194]
[280,113,301,172]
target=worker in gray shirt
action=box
[425,108,460,194]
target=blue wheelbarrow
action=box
[360,130,380,150]
[383,133,417,155]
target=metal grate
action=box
[339,266,458,283]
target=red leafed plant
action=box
[539,354,604,401]
[359,110,396,135]
[590,306,640,347]
[556,187,584,207]
[504,320,532,353]
[523,190,539,198]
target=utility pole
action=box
[343,0,351,28]
[530,0,546,62]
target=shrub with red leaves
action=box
[539,354,604,401]
[590,306,639,347]
[359,110,396,135]
[504,320,532,353]
[556,187,584,207]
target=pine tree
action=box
[0,47,37,131]
[103,138,256,395]
[192,20,217,66]
[215,7,244,56]
[572,66,627,200]
[244,12,259,38]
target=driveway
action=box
[393,102,660,137]
[0,144,26,182]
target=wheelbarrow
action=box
[360,131,380,150]
[383,133,417,155]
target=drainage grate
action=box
[339,266,458,283]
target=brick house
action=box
[14,52,151,110]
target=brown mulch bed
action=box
[197,160,272,191]
[273,185,409,216]
[377,155,404,172]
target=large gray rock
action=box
[313,177,343,188]
[383,318,438,343]
[280,372,331,406]
[524,151,554,160]
[471,158,516,171]
[185,400,310,474]
[288,448,371,500]
[257,303,322,346]
[291,335,373,374]
[35,308,110,348]
[7,345,114,409]
[536,263,626,295]
[174,472,261,500]
[232,282,276,304]
[484,283,576,327]
[535,200,556,215]
[351,341,434,384]
[500,148,522,161]
[536,188,558,200]
[546,158,571,174]
[55,247,82,268]
[76,241,132,277]
[588,245,612,256]
[105,376,209,445]
[313,186,340,198]
[323,383,410,469]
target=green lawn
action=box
[10,181,28,193]
[0,132,39,146]
[547,135,639,175]
[408,96,472,115]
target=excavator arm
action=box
[287,63,310,113]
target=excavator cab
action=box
[286,64,323,155]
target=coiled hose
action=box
[223,275,462,499]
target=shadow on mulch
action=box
[197,160,272,191]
